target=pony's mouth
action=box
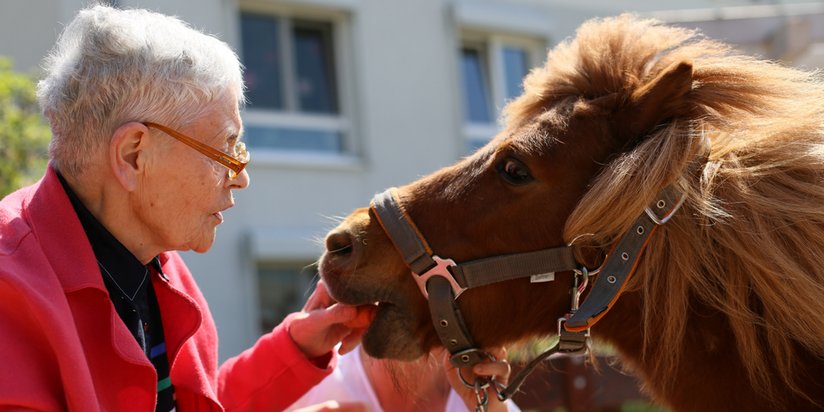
[367,301,395,328]
[319,265,430,359]
[326,286,398,334]
[360,300,428,360]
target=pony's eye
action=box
[497,158,534,185]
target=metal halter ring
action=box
[573,262,602,279]
[568,235,606,279]
[458,352,497,389]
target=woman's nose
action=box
[229,168,250,189]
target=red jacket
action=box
[0,167,335,411]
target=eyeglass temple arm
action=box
[143,121,246,174]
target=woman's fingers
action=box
[443,347,513,412]
[339,327,367,355]
[289,303,359,358]
[303,280,335,311]
[473,347,510,384]
[472,358,511,385]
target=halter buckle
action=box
[557,317,590,355]
[415,255,466,300]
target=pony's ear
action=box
[613,60,693,146]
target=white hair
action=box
[37,5,245,177]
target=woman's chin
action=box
[186,232,216,254]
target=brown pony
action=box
[319,15,824,411]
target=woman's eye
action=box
[497,158,534,185]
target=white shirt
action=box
[286,348,520,412]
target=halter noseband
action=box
[370,184,685,400]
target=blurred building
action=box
[3,0,824,362]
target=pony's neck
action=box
[591,291,734,409]
[589,289,823,411]
[590,292,645,360]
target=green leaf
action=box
[0,57,50,198]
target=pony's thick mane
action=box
[505,15,824,403]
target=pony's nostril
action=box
[326,230,354,256]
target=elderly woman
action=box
[0,6,364,411]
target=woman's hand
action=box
[288,281,367,358]
[444,347,512,412]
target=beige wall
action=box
[0,1,61,72]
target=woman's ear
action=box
[613,60,694,147]
[109,122,149,192]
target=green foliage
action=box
[621,400,669,412]
[0,57,50,198]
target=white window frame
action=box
[238,2,358,165]
[460,31,545,150]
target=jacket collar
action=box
[28,166,176,292]
[27,165,106,293]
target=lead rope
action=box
[474,380,489,412]
[458,267,597,412]
[467,269,593,410]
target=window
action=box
[459,34,543,152]
[257,263,317,333]
[461,44,493,124]
[240,11,350,155]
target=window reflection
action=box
[459,37,541,154]
[461,47,492,123]
[293,21,338,114]
[503,46,528,100]
[241,13,283,110]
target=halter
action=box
[370,184,685,403]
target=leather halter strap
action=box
[371,190,578,296]
[565,185,686,331]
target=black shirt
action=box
[58,173,176,411]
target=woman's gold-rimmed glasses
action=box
[144,121,249,180]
